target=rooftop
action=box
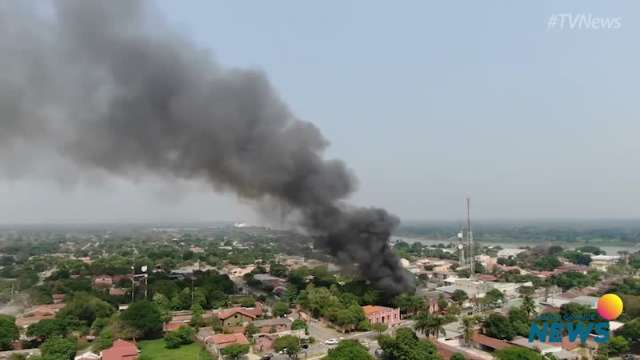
[208,333,249,348]
[362,305,395,317]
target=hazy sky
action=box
[1,0,639,224]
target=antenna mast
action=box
[466,196,474,275]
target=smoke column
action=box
[0,0,414,295]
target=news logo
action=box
[528,293,623,344]
[596,293,623,321]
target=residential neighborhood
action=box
[0,224,639,360]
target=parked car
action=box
[324,338,339,345]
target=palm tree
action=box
[426,315,446,338]
[414,312,430,336]
[521,295,536,319]
[414,313,446,338]
[461,316,477,347]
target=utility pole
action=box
[131,266,135,303]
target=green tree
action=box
[191,304,205,328]
[521,295,536,318]
[291,319,307,331]
[617,318,640,342]
[324,340,373,360]
[450,353,465,360]
[26,319,68,340]
[603,336,630,356]
[451,290,468,306]
[437,295,448,311]
[164,326,195,349]
[0,315,18,350]
[562,251,592,266]
[414,313,446,338]
[482,313,515,341]
[273,301,290,317]
[494,347,544,360]
[371,323,388,335]
[533,256,561,271]
[378,328,440,360]
[244,323,258,338]
[481,289,504,309]
[576,246,605,255]
[461,316,477,347]
[552,271,596,291]
[394,294,425,317]
[55,293,115,329]
[94,327,114,351]
[121,300,164,339]
[507,308,530,337]
[40,336,76,360]
[273,335,301,359]
[269,262,288,278]
[221,343,249,360]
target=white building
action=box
[590,255,620,271]
[497,248,527,258]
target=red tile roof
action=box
[163,322,188,332]
[101,339,139,360]
[435,340,489,360]
[473,332,513,350]
[362,305,394,316]
[216,307,259,320]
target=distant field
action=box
[396,220,640,246]
[139,339,208,360]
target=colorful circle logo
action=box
[597,293,623,321]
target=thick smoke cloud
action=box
[0,0,414,295]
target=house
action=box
[52,294,65,304]
[164,310,217,332]
[190,245,205,254]
[100,339,139,360]
[93,275,113,288]
[497,248,527,259]
[252,329,306,353]
[254,333,278,353]
[74,351,101,360]
[362,305,401,327]
[109,288,127,297]
[226,265,256,278]
[207,333,249,357]
[477,274,497,282]
[252,318,291,333]
[475,255,497,272]
[216,305,262,331]
[472,332,513,352]
[590,255,620,271]
[0,349,41,359]
[16,303,66,328]
[252,274,287,288]
[510,337,580,359]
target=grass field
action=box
[139,339,211,360]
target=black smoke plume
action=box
[0,0,414,295]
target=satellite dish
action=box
[141,266,148,273]
[457,232,463,239]
[457,244,464,250]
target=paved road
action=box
[304,319,416,358]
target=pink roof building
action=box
[100,339,139,360]
[362,305,401,327]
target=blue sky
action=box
[2,1,639,223]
